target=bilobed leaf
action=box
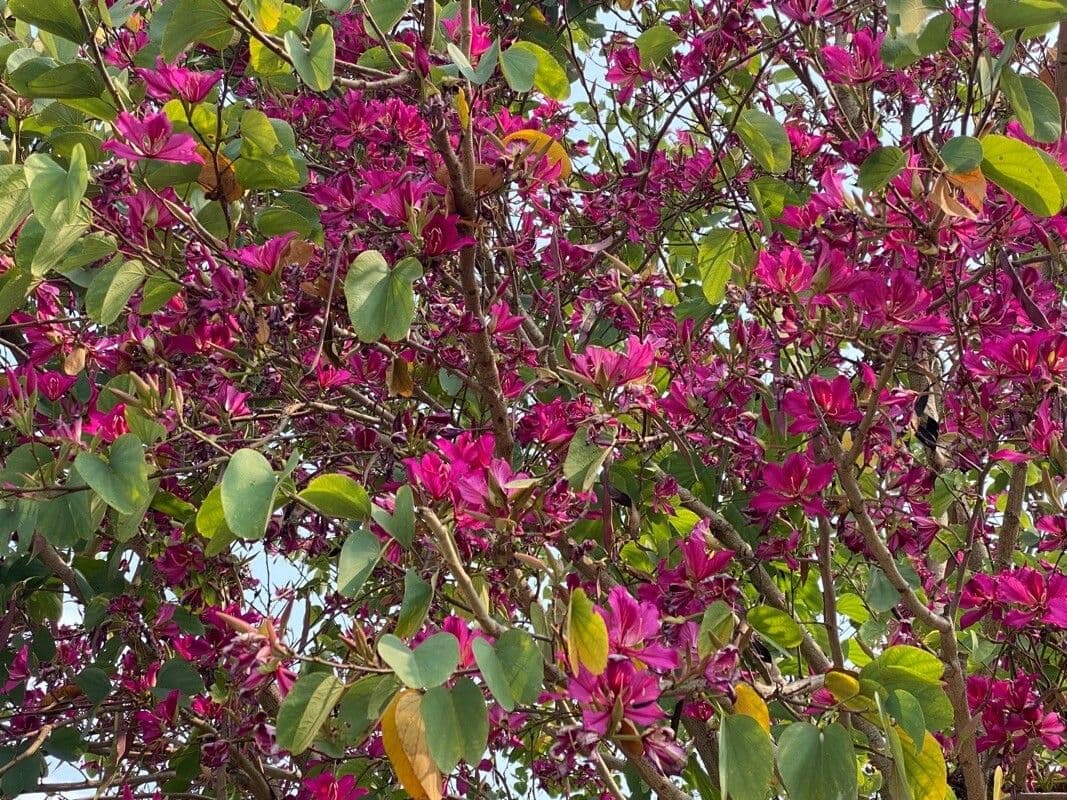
[344,250,422,342]
[420,679,489,773]
[370,484,415,548]
[275,672,345,755]
[297,473,371,519]
[503,42,569,100]
[635,24,680,66]
[25,151,85,227]
[284,24,335,91]
[747,604,803,649]
[736,110,792,174]
[981,134,1065,216]
[698,230,737,305]
[718,713,774,800]
[940,136,983,173]
[472,629,543,711]
[220,448,278,540]
[156,657,206,697]
[860,645,952,731]
[378,632,459,689]
[733,683,770,733]
[85,258,146,325]
[858,146,906,191]
[337,529,383,597]
[9,0,87,43]
[564,425,613,493]
[777,722,858,800]
[366,0,412,31]
[1000,69,1061,143]
[898,727,948,800]
[73,434,150,515]
[395,569,433,638]
[382,689,442,800]
[985,0,1067,30]
[565,588,608,675]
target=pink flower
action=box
[606,47,652,104]
[422,214,476,256]
[781,375,862,433]
[301,773,367,800]
[820,30,885,84]
[2,645,29,692]
[569,335,657,390]
[440,9,493,58]
[780,0,833,24]
[231,233,299,274]
[753,247,814,293]
[567,660,665,736]
[603,586,678,671]
[750,453,835,516]
[136,59,222,103]
[103,112,204,164]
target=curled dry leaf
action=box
[929,175,978,221]
[62,345,88,376]
[382,689,442,800]
[501,129,572,181]
[196,145,243,203]
[945,168,986,212]
[388,354,415,397]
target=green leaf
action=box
[1001,69,1062,143]
[337,529,383,598]
[395,569,433,638]
[985,0,1067,30]
[196,485,231,542]
[503,41,569,100]
[365,0,412,31]
[981,134,1065,216]
[0,166,31,244]
[777,722,858,800]
[140,276,182,315]
[697,601,735,657]
[25,62,105,98]
[447,40,499,85]
[284,24,335,91]
[220,448,278,540]
[472,629,544,711]
[85,257,146,325]
[866,567,901,613]
[858,146,906,191]
[156,657,206,697]
[9,0,87,43]
[161,0,231,61]
[420,678,489,773]
[344,250,422,342]
[636,24,680,66]
[566,588,608,675]
[338,674,399,744]
[275,672,346,755]
[718,714,774,800]
[73,434,150,515]
[297,473,371,519]
[697,230,737,305]
[860,645,953,731]
[747,604,803,650]
[736,110,792,174]
[0,265,34,325]
[25,151,85,227]
[37,490,94,548]
[377,632,459,689]
[370,484,415,548]
[940,136,983,172]
[75,667,111,705]
[564,425,613,493]
[500,43,537,92]
[236,109,307,190]
[898,729,948,800]
[887,689,926,752]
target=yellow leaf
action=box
[618,0,635,8]
[455,88,470,132]
[733,683,770,733]
[502,129,572,181]
[992,766,1003,800]
[896,727,948,800]
[824,670,861,702]
[565,588,608,675]
[382,690,442,800]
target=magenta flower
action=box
[606,46,652,104]
[231,232,299,274]
[959,573,1000,629]
[567,660,665,736]
[1,645,29,692]
[301,773,367,800]
[750,453,835,516]
[820,30,885,84]
[136,58,223,103]
[997,567,1067,629]
[781,375,863,433]
[753,247,814,293]
[568,335,657,390]
[603,586,679,672]
[103,112,204,164]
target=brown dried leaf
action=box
[388,355,415,397]
[945,168,986,212]
[929,175,978,221]
[62,346,87,376]
[196,145,243,203]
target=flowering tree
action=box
[2,0,1067,798]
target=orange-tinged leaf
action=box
[565,588,608,675]
[196,145,243,203]
[929,175,978,221]
[502,129,572,180]
[946,167,986,211]
[733,682,770,733]
[382,690,442,800]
